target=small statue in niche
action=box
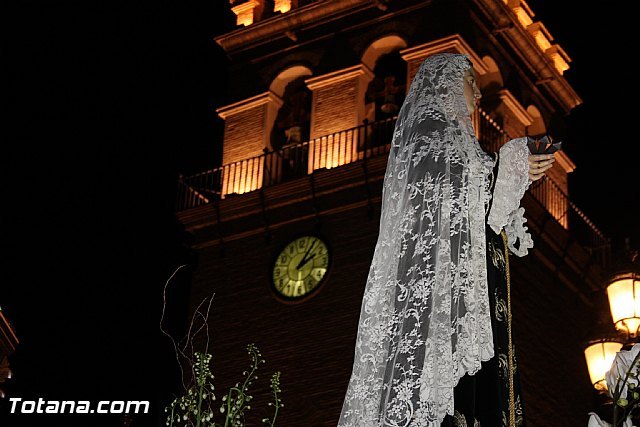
[365,74,405,117]
[380,75,404,114]
[272,89,311,181]
[276,90,310,146]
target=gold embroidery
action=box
[497,352,509,380]
[489,239,506,270]
[495,294,507,322]
[501,230,516,427]
[514,394,524,426]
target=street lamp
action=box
[583,339,624,392]
[584,269,640,392]
[606,272,640,339]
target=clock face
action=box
[272,235,330,299]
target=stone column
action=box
[216,91,282,197]
[304,64,373,172]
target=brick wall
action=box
[184,199,601,426]
[221,104,267,167]
[187,204,381,426]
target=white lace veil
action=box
[338,53,497,426]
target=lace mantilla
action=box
[338,53,496,427]
[487,137,533,257]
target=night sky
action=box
[2,1,638,426]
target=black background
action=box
[2,0,638,426]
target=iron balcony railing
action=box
[176,116,394,209]
[177,109,610,265]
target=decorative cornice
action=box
[555,150,576,173]
[399,34,490,75]
[527,22,552,50]
[230,1,260,27]
[274,0,293,14]
[215,91,282,119]
[215,0,374,54]
[305,64,371,90]
[507,0,574,78]
[545,45,570,75]
[473,0,582,113]
[497,89,533,126]
[510,1,534,28]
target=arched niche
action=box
[361,35,408,72]
[364,50,408,123]
[269,65,313,99]
[526,105,547,136]
[268,65,314,151]
[360,36,409,150]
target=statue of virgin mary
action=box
[338,52,542,427]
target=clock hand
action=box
[300,254,316,265]
[303,239,318,260]
[299,246,320,269]
[298,253,317,269]
[296,239,318,269]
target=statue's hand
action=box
[528,153,555,181]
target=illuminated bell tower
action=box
[177,0,611,424]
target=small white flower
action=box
[587,412,634,427]
[606,343,640,399]
[588,412,611,427]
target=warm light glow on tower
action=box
[308,133,358,173]
[513,6,533,27]
[532,32,551,51]
[231,1,259,27]
[527,23,552,52]
[504,0,572,75]
[274,0,292,14]
[222,159,264,198]
[546,45,570,75]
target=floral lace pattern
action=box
[487,138,533,257]
[503,207,533,257]
[338,53,503,427]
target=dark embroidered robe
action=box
[440,151,527,427]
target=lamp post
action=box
[583,338,624,392]
[606,272,640,340]
[583,247,640,427]
[584,270,640,393]
[586,248,640,386]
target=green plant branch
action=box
[264,372,283,426]
[162,267,284,427]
